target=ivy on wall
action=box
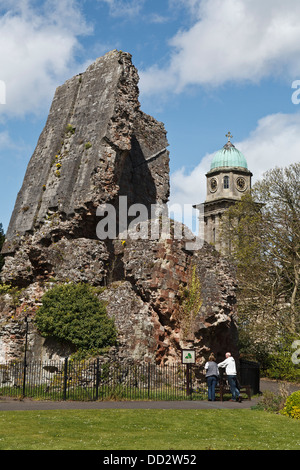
[177,265,203,339]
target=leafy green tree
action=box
[266,335,300,382]
[220,163,300,366]
[35,283,117,357]
[0,223,5,272]
[253,163,300,332]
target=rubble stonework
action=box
[0,51,239,365]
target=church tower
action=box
[195,133,252,251]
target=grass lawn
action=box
[0,409,299,450]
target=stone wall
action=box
[0,50,239,366]
[0,238,238,365]
[2,50,169,255]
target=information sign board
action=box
[181,349,196,364]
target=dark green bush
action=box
[35,283,117,357]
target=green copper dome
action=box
[210,137,248,170]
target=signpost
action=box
[181,349,195,397]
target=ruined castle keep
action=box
[0,50,239,365]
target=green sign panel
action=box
[181,349,196,364]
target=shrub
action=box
[262,336,300,382]
[177,265,202,338]
[35,283,117,357]
[281,391,300,419]
[252,390,285,413]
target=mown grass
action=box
[0,409,299,450]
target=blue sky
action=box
[1,0,300,234]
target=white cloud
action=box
[169,112,300,230]
[98,0,145,18]
[140,0,300,95]
[0,130,12,147]
[237,113,300,181]
[170,157,208,207]
[0,0,92,117]
[148,13,170,24]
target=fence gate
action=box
[239,359,260,395]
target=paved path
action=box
[0,395,258,411]
[260,377,300,395]
[0,398,258,411]
[1,379,298,412]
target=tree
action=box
[253,163,300,332]
[0,223,5,272]
[35,283,117,357]
[220,163,300,362]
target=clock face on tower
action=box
[236,176,247,191]
[210,177,218,192]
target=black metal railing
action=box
[0,358,259,401]
[0,359,208,401]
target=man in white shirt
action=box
[218,352,241,402]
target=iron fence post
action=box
[147,363,150,399]
[63,357,68,400]
[95,358,100,401]
[186,363,193,399]
[22,315,29,399]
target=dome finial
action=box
[226,131,233,142]
[210,133,248,170]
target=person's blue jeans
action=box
[227,375,240,400]
[207,375,218,401]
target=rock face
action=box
[2,50,169,255]
[0,50,239,366]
